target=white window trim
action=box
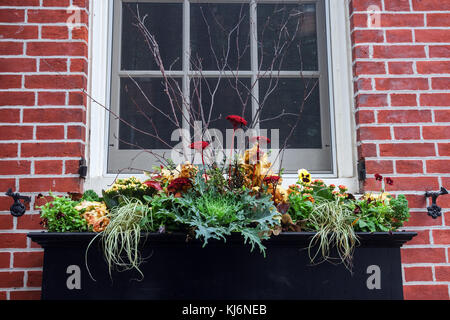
[85,0,358,193]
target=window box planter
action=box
[28,231,416,300]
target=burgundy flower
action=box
[226,115,247,129]
[250,136,271,144]
[167,178,191,193]
[375,173,383,181]
[189,141,210,151]
[385,177,394,185]
[144,180,162,191]
[264,176,281,184]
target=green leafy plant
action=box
[81,189,100,202]
[39,194,88,232]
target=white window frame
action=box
[85,0,358,193]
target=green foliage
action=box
[390,194,410,229]
[103,177,156,209]
[81,190,100,202]
[287,192,314,223]
[39,194,88,232]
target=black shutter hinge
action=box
[358,159,366,181]
[5,188,31,217]
[78,158,88,179]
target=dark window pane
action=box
[121,2,182,70]
[259,78,322,149]
[258,3,318,71]
[119,77,182,150]
[191,3,251,71]
[190,78,252,139]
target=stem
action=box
[202,150,208,182]
[229,129,236,184]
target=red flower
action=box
[167,178,191,193]
[375,173,383,181]
[144,180,162,191]
[264,176,281,184]
[189,141,210,151]
[250,136,271,144]
[385,177,394,185]
[226,115,247,129]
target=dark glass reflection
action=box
[121,2,183,70]
[191,3,251,70]
[259,78,322,148]
[119,77,182,150]
[258,3,318,71]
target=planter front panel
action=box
[29,232,416,300]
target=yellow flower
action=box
[363,192,391,203]
[298,169,311,185]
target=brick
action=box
[0,75,22,89]
[19,178,82,193]
[417,61,450,74]
[354,78,373,91]
[390,94,417,107]
[351,0,382,11]
[0,25,38,39]
[404,211,443,227]
[365,160,393,174]
[0,161,31,175]
[377,110,432,124]
[67,126,85,140]
[423,126,450,140]
[404,267,433,282]
[70,58,88,73]
[0,9,25,23]
[356,94,388,107]
[380,143,435,157]
[435,110,450,122]
[0,292,5,300]
[373,45,425,59]
[405,194,427,209]
[24,109,84,123]
[0,126,33,140]
[439,143,450,156]
[13,251,43,268]
[385,0,411,11]
[355,110,375,124]
[404,285,449,300]
[0,233,27,248]
[412,0,450,11]
[27,271,42,288]
[27,42,87,57]
[357,126,391,140]
[40,58,67,72]
[381,14,424,27]
[433,230,450,244]
[0,252,10,268]
[0,92,35,106]
[43,0,70,6]
[21,142,84,157]
[407,230,431,245]
[68,92,86,106]
[41,26,69,39]
[350,13,368,29]
[358,143,377,157]
[72,27,89,42]
[36,126,65,140]
[0,0,39,5]
[427,13,450,27]
[351,30,384,43]
[34,160,63,174]
[353,46,370,59]
[388,62,413,75]
[0,179,15,191]
[0,58,36,73]
[0,109,20,123]
[25,75,86,90]
[386,29,413,43]
[0,215,13,229]
[384,177,439,191]
[38,92,66,106]
[65,160,80,174]
[421,93,450,106]
[17,214,45,231]
[9,291,41,300]
[0,42,23,55]
[0,144,18,158]
[0,272,24,288]
[435,267,450,282]
[401,248,446,263]
[394,126,420,140]
[375,78,428,91]
[396,160,423,174]
[430,45,450,58]
[354,61,385,74]
[432,78,450,90]
[28,9,87,24]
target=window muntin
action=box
[109,0,332,174]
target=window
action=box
[108,0,333,175]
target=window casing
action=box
[86,0,358,192]
[108,0,333,174]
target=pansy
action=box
[385,177,394,185]
[375,173,383,181]
[298,169,312,185]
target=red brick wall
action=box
[350,0,450,300]
[0,0,88,300]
